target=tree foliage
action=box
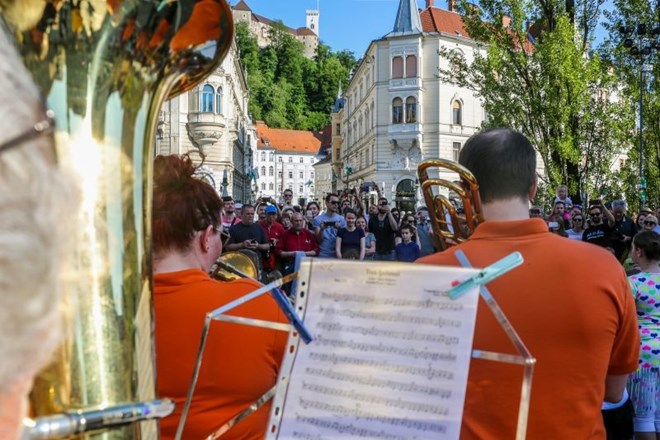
[438,0,631,208]
[235,21,356,131]
[601,0,659,210]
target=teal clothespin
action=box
[447,251,524,300]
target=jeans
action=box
[373,251,395,261]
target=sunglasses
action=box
[329,200,339,205]
[590,213,601,217]
[380,202,388,206]
[573,218,583,221]
[644,221,657,226]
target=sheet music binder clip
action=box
[447,251,523,299]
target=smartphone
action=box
[548,221,559,230]
[306,210,312,217]
[250,239,258,245]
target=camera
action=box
[548,221,560,230]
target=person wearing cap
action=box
[258,205,286,274]
[221,196,241,229]
[611,200,636,261]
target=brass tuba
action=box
[417,158,484,250]
[1,0,234,438]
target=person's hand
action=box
[244,239,257,250]
[334,222,340,229]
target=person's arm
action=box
[365,235,376,256]
[604,374,629,403]
[354,194,364,216]
[413,226,421,249]
[394,235,402,246]
[359,236,365,260]
[335,235,342,259]
[226,239,257,251]
[386,210,398,231]
[309,231,320,256]
[601,203,615,227]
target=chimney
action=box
[448,0,456,11]
[426,0,434,7]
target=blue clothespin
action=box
[447,251,523,300]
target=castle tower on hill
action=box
[232,0,319,59]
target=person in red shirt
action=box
[417,128,639,439]
[152,154,287,440]
[277,212,319,293]
[258,205,286,275]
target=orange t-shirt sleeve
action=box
[608,271,641,375]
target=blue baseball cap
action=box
[265,205,277,214]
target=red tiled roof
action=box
[233,0,251,12]
[296,27,316,36]
[420,7,469,38]
[256,121,322,154]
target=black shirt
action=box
[612,216,636,259]
[582,223,614,249]
[227,222,268,245]
[369,214,396,254]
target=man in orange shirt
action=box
[417,128,639,439]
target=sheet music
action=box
[268,259,481,440]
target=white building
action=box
[333,0,487,212]
[156,38,257,203]
[254,121,323,206]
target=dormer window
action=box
[201,84,214,113]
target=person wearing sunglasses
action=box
[0,27,81,439]
[582,200,616,253]
[152,154,287,439]
[567,213,586,240]
[367,197,399,261]
[642,215,658,232]
[312,193,346,258]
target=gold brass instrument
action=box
[211,251,261,281]
[417,158,484,250]
[1,0,234,438]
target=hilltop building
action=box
[232,0,319,58]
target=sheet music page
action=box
[268,259,481,440]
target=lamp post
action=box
[619,22,660,207]
[221,168,229,198]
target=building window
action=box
[261,183,266,190]
[215,87,223,114]
[405,55,417,77]
[278,170,283,179]
[269,183,274,190]
[288,157,293,163]
[261,166,266,176]
[299,171,304,178]
[311,171,314,178]
[452,100,462,125]
[278,156,282,162]
[261,152,265,161]
[335,123,341,135]
[391,56,403,79]
[268,166,273,176]
[269,152,274,161]
[288,171,293,178]
[453,142,461,162]
[299,184,304,193]
[405,97,417,123]
[299,157,304,163]
[392,98,403,124]
[201,84,214,112]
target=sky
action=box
[233,0,404,57]
[232,0,614,57]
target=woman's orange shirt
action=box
[154,270,288,439]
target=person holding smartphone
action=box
[225,204,271,254]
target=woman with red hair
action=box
[152,154,287,439]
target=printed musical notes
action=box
[268,259,480,439]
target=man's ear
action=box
[529,175,538,201]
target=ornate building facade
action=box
[333,0,487,212]
[155,39,257,203]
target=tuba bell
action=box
[1,0,234,437]
[417,158,484,250]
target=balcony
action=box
[187,112,225,150]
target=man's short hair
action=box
[612,200,626,209]
[325,193,338,202]
[459,128,536,203]
[554,200,565,207]
[222,196,233,202]
[400,224,414,234]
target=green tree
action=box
[439,0,629,207]
[601,0,659,210]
